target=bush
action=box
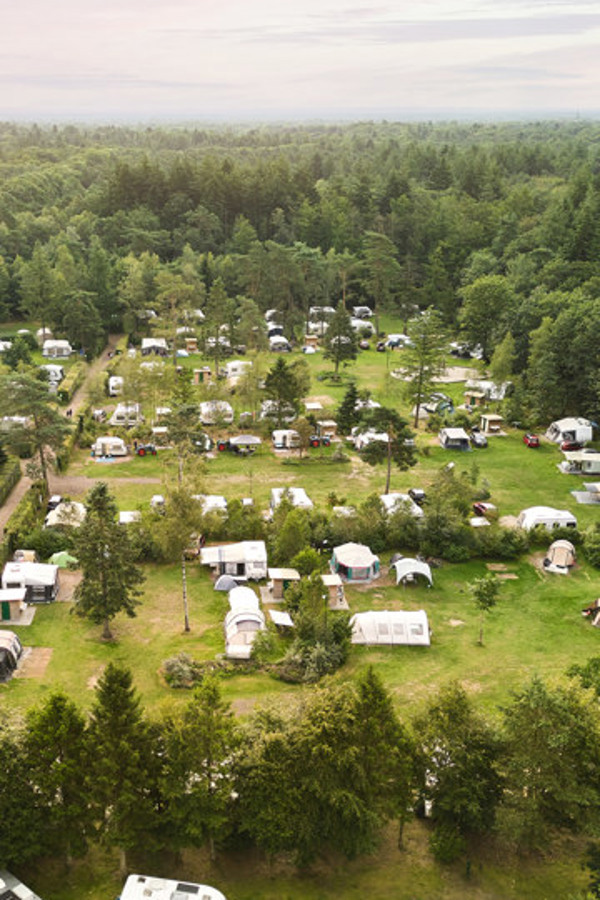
[583,527,600,568]
[429,822,466,863]
[3,481,48,555]
[20,527,72,560]
[0,457,21,507]
[56,361,87,404]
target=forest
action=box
[2,119,600,421]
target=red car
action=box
[523,433,540,448]
[560,440,583,452]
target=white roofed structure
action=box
[350,610,430,646]
[225,586,266,659]
[270,487,314,510]
[201,541,268,580]
[380,493,424,518]
[546,417,594,445]
[2,561,59,603]
[392,558,433,586]
[516,506,577,531]
[331,542,380,582]
[120,874,226,900]
[45,501,86,529]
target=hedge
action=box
[3,480,48,557]
[0,457,22,508]
[56,361,87,404]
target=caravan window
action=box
[410,624,424,636]
[393,623,405,635]
[377,623,389,635]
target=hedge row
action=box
[56,360,87,404]
[0,457,22,508]
[3,481,48,557]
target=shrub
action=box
[20,527,72,561]
[0,457,21,507]
[56,361,87,404]
[583,526,600,568]
[429,822,466,864]
[3,481,48,555]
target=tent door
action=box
[1,601,10,620]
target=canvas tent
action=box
[109,403,144,428]
[193,494,228,515]
[380,493,424,518]
[546,417,594,445]
[120,874,226,900]
[350,610,430,646]
[2,562,59,603]
[201,541,268,580]
[516,506,577,531]
[0,630,23,682]
[199,400,234,425]
[270,487,314,510]
[392,558,433,586]
[141,337,168,356]
[45,501,86,529]
[544,540,576,574]
[42,339,72,358]
[439,427,470,450]
[224,586,266,659]
[331,542,380,582]
[214,574,238,592]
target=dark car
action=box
[560,440,583,452]
[523,433,540,448]
[408,488,427,506]
[470,431,488,448]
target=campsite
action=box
[4,119,600,900]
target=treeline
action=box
[3,120,600,417]
[3,662,600,879]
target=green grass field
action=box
[3,321,600,900]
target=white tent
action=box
[193,494,228,514]
[225,586,266,659]
[544,539,576,574]
[141,337,168,356]
[270,487,313,510]
[392,558,433,586]
[119,511,142,525]
[40,364,64,383]
[350,610,430,646]
[516,506,577,531]
[201,541,268,580]
[199,400,234,425]
[109,403,144,427]
[354,429,388,451]
[331,542,380,582]
[380,493,424,518]
[42,339,72,358]
[45,501,86,529]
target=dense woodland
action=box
[3,120,600,419]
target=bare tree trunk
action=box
[181,552,190,633]
[102,617,113,641]
[209,833,216,862]
[479,613,484,646]
[385,434,392,494]
[119,847,128,878]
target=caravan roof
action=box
[120,874,226,900]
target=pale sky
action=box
[2,0,600,121]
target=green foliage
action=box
[0,456,21,507]
[583,526,600,568]
[20,525,72,560]
[56,360,87,403]
[290,546,323,576]
[3,480,48,556]
[73,482,145,640]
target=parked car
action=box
[473,501,496,517]
[408,488,427,506]
[470,431,488,448]
[560,440,583,452]
[523,433,540,448]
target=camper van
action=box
[516,506,577,531]
[108,375,124,397]
[272,429,301,450]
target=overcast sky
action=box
[3,0,600,121]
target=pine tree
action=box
[73,482,145,640]
[323,304,359,375]
[162,678,237,860]
[25,692,90,866]
[87,664,162,877]
[336,382,361,435]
